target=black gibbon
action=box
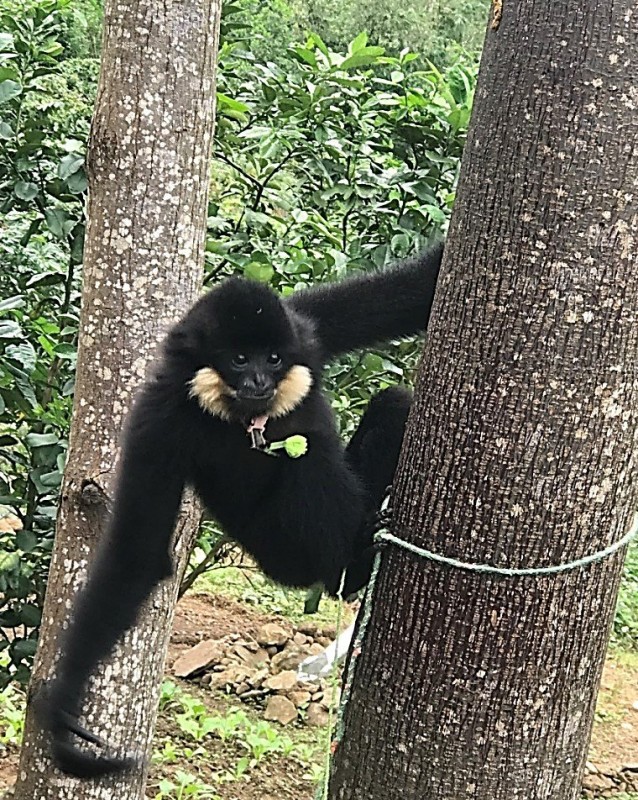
[41,243,443,778]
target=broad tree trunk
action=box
[14,2,220,798]
[329,3,638,800]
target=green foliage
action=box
[1,0,635,698]
[154,771,221,800]
[228,0,490,68]
[58,0,102,59]
[155,683,303,789]
[0,0,90,687]
[0,676,25,746]
[613,541,638,649]
[212,20,475,433]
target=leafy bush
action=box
[295,0,490,65]
[0,0,476,685]
[229,0,490,68]
[0,0,90,686]
[211,24,475,432]
[613,541,638,649]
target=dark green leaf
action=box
[19,604,42,627]
[66,169,87,194]
[11,638,37,661]
[25,272,64,288]
[39,470,62,488]
[44,208,73,239]
[16,530,37,554]
[52,343,76,359]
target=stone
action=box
[293,632,308,646]
[264,695,297,725]
[288,689,312,708]
[308,643,325,656]
[271,645,306,673]
[306,702,330,727]
[256,623,291,647]
[209,665,252,690]
[582,774,614,792]
[264,670,298,693]
[320,688,340,710]
[316,636,332,648]
[297,622,319,637]
[585,762,598,774]
[247,668,269,688]
[173,640,223,678]
[239,688,266,701]
[231,644,270,668]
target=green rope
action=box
[333,548,383,746]
[316,512,638,799]
[376,513,638,577]
[318,569,346,800]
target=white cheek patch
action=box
[271,365,313,418]
[189,367,236,421]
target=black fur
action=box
[40,242,443,777]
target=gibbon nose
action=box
[241,374,272,398]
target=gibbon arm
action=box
[286,241,443,360]
[42,385,187,777]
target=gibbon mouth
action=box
[236,391,275,402]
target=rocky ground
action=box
[1,590,636,799]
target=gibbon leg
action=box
[346,386,412,515]
[340,387,412,595]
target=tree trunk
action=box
[14,1,220,798]
[329,4,638,800]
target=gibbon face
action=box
[186,279,314,422]
[190,357,313,421]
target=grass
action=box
[195,564,353,629]
[149,680,323,799]
[0,549,636,799]
[612,540,638,649]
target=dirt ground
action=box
[1,592,636,799]
[591,656,638,770]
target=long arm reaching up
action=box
[285,241,443,360]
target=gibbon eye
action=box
[267,352,281,366]
[232,354,248,368]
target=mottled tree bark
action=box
[14,1,220,798]
[329,3,638,800]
